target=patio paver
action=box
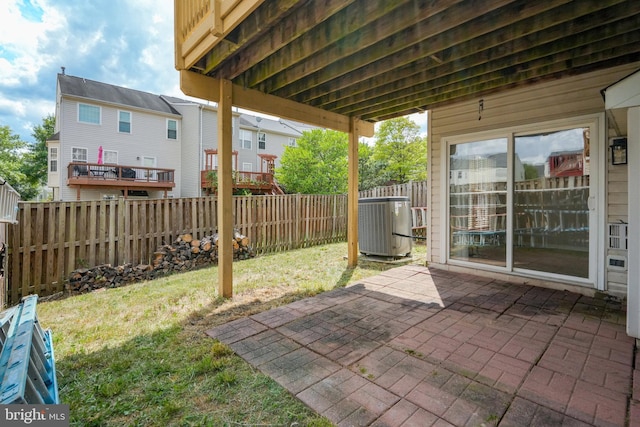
[206,265,638,426]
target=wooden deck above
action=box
[174,0,640,123]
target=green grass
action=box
[38,242,426,426]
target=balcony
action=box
[200,150,283,195]
[67,163,175,200]
[200,169,277,195]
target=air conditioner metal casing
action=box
[358,196,412,257]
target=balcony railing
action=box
[200,169,274,193]
[67,163,175,196]
[0,176,20,224]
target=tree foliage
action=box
[0,115,55,200]
[276,129,349,194]
[0,125,30,199]
[24,115,55,188]
[358,142,389,191]
[372,117,427,183]
[275,118,428,194]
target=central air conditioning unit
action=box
[358,196,412,257]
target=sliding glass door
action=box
[449,138,508,267]
[513,128,590,278]
[447,121,595,283]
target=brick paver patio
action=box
[206,265,639,426]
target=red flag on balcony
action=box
[98,146,103,164]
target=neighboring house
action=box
[47,74,314,201]
[449,152,524,186]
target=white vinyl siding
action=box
[78,103,100,124]
[429,62,640,297]
[59,95,182,200]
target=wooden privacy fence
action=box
[4,181,428,306]
[6,194,347,305]
[358,180,428,207]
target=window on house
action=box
[72,147,88,163]
[119,111,131,133]
[49,147,58,172]
[288,137,297,147]
[78,103,100,124]
[240,130,252,149]
[103,150,118,165]
[167,119,177,140]
[242,162,252,172]
[258,132,266,150]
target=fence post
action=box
[295,193,301,249]
[117,197,126,265]
[408,180,413,206]
[0,222,6,308]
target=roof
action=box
[177,0,640,124]
[238,115,316,136]
[58,74,180,115]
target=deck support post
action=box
[218,79,234,298]
[347,116,359,267]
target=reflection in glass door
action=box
[449,138,508,267]
[513,128,590,278]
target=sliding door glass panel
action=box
[513,128,590,278]
[449,139,508,266]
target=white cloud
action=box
[0,98,27,118]
[407,111,429,137]
[0,0,66,85]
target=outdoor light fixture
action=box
[610,137,628,165]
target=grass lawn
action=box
[38,241,427,426]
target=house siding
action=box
[172,103,202,198]
[428,62,640,296]
[58,96,182,201]
[51,76,318,201]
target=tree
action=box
[373,117,427,183]
[523,163,539,180]
[275,129,348,194]
[0,125,32,199]
[22,115,55,192]
[358,142,389,191]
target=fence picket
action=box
[21,205,31,295]
[67,202,77,276]
[33,204,44,296]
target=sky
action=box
[0,0,428,145]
